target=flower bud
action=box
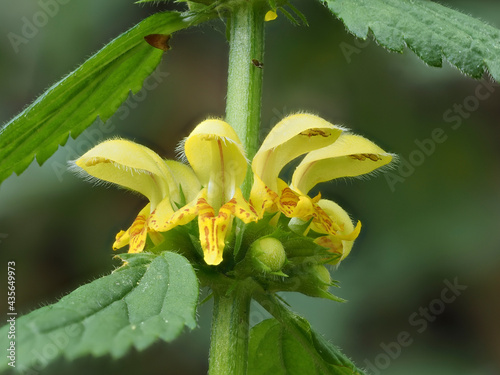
[250,237,287,273]
[290,263,340,301]
[311,264,332,288]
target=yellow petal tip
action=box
[265,10,278,22]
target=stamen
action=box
[348,153,383,161]
[299,128,332,138]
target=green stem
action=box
[225,1,266,197]
[207,4,266,374]
[208,283,253,375]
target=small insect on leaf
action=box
[252,59,264,69]
[144,34,171,51]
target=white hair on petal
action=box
[175,137,188,164]
[67,156,150,195]
[330,131,398,181]
[68,159,114,189]
[279,111,351,133]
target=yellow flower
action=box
[150,119,258,265]
[75,114,392,266]
[74,139,201,254]
[250,114,394,262]
[75,119,257,266]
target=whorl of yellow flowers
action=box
[74,114,394,266]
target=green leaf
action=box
[248,318,365,375]
[323,0,500,81]
[0,10,214,185]
[0,252,199,373]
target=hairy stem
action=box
[225,1,266,197]
[207,4,267,374]
[208,282,253,375]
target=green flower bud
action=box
[250,237,287,273]
[265,261,344,301]
[311,265,331,289]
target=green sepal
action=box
[189,233,205,259]
[233,213,277,262]
[281,235,331,259]
[278,6,301,26]
[270,264,345,302]
[152,226,199,258]
[232,219,246,261]
[287,217,313,235]
[269,270,289,277]
[286,3,308,26]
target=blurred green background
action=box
[1,1,499,374]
